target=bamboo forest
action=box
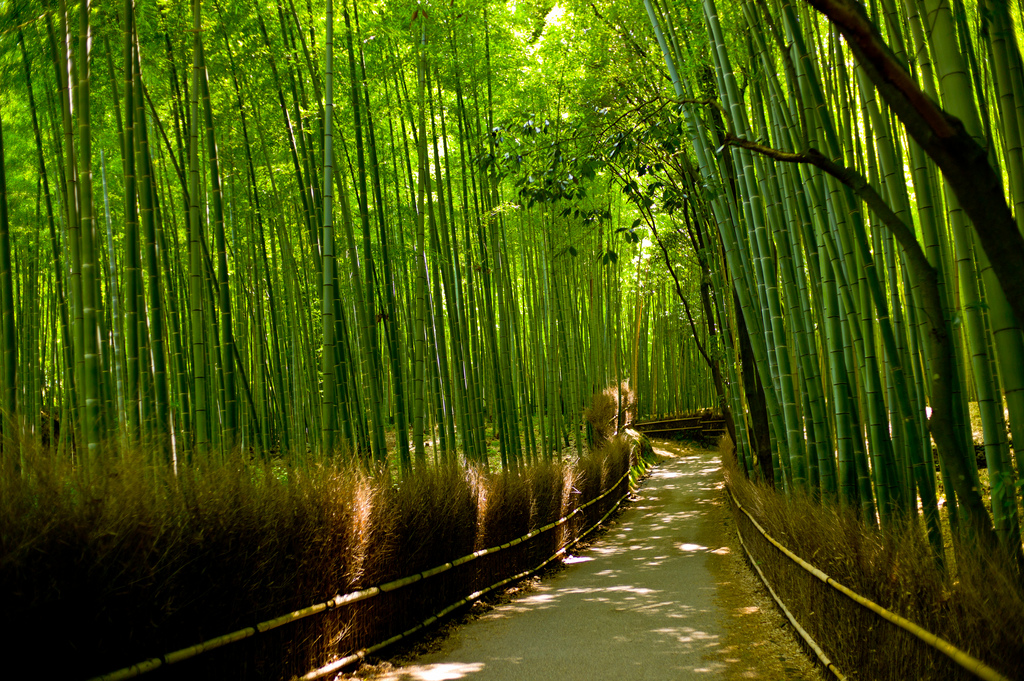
[2,0,1024,678]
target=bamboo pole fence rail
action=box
[297,466,635,681]
[633,411,726,440]
[89,465,639,681]
[735,519,847,680]
[728,487,1010,681]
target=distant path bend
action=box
[361,442,823,681]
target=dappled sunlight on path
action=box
[357,443,821,681]
[379,663,485,680]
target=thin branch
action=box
[724,132,1000,549]
[804,0,1024,341]
[723,134,922,261]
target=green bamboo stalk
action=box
[19,28,75,453]
[77,0,102,461]
[197,43,237,450]
[0,111,15,466]
[99,151,127,444]
[342,2,387,466]
[321,0,336,457]
[189,0,210,449]
[134,43,171,457]
[361,44,409,468]
[412,21,430,467]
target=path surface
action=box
[352,442,822,681]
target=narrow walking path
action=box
[352,442,822,681]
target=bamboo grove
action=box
[3,0,1022,573]
[0,0,717,481]
[631,0,1024,569]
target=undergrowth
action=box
[584,381,635,449]
[720,435,1024,680]
[0,435,637,679]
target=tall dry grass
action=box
[1,435,637,680]
[720,436,1024,680]
[584,382,635,449]
[1,445,360,678]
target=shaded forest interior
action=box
[1,0,1024,677]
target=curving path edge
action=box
[352,442,823,681]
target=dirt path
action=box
[351,442,823,681]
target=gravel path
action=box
[352,442,823,681]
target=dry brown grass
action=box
[720,435,1024,680]
[584,391,617,448]
[583,382,636,448]
[0,445,362,678]
[0,435,637,680]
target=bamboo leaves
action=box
[0,0,716,493]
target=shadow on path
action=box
[354,443,822,681]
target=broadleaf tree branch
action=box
[802,0,1024,346]
[724,132,999,548]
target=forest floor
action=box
[341,441,824,681]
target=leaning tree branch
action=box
[725,133,999,548]
[724,136,923,262]
[803,0,1024,352]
